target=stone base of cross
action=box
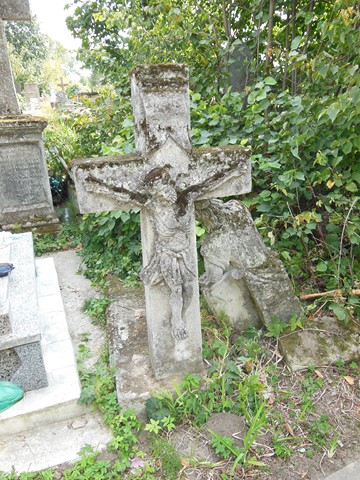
[73,64,251,380]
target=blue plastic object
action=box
[0,263,14,277]
[0,382,24,413]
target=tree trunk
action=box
[266,0,276,74]
[291,0,297,94]
[283,7,291,90]
[303,0,315,53]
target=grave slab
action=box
[0,257,81,434]
[0,251,112,474]
[279,316,360,371]
[324,458,360,480]
[0,232,47,390]
[196,199,302,329]
[107,276,189,418]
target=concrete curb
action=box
[324,459,360,480]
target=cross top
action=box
[73,64,251,380]
[0,0,31,115]
[131,64,192,177]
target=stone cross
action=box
[0,0,31,115]
[57,77,69,92]
[73,64,251,380]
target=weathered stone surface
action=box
[196,199,302,328]
[279,316,360,371]
[0,1,31,115]
[0,116,57,229]
[73,64,251,382]
[0,232,12,335]
[0,342,47,391]
[24,83,40,112]
[0,0,31,20]
[227,43,252,93]
[107,276,188,416]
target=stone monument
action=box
[227,43,252,93]
[196,199,303,330]
[73,64,252,380]
[24,82,40,112]
[0,0,58,231]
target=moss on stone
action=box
[73,154,142,170]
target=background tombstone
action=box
[24,83,40,112]
[0,117,58,230]
[226,43,252,93]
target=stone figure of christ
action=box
[85,162,244,340]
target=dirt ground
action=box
[166,361,360,480]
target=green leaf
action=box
[264,76,277,85]
[327,106,340,123]
[122,118,133,127]
[290,36,302,51]
[329,303,348,322]
[316,262,328,272]
[291,146,301,160]
[247,91,257,105]
[345,182,358,192]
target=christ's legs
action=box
[169,284,188,340]
[182,282,193,319]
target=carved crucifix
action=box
[73,64,251,380]
[0,0,31,115]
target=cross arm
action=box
[72,154,147,213]
[85,174,148,205]
[182,146,252,201]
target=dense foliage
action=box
[46,0,360,320]
[6,17,77,94]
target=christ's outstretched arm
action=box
[176,162,246,215]
[85,174,148,206]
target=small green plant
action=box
[33,223,81,256]
[210,432,235,459]
[82,296,111,326]
[309,415,332,448]
[149,436,182,480]
[209,402,267,472]
[145,419,162,435]
[272,434,293,458]
[264,317,288,339]
[326,438,339,459]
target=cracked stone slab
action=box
[279,316,360,371]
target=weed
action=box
[309,415,332,448]
[82,296,111,326]
[149,435,183,480]
[33,223,81,256]
[264,317,288,339]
